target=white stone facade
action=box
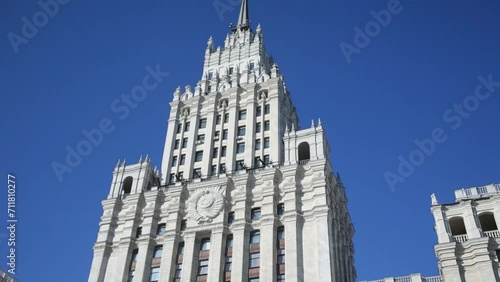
[88,1,356,282]
[431,184,500,282]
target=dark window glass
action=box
[277,227,285,240]
[174,139,180,149]
[224,113,229,123]
[199,119,207,129]
[180,154,186,165]
[184,122,190,131]
[216,115,222,124]
[135,227,142,238]
[153,245,163,258]
[256,122,261,132]
[264,104,270,114]
[169,174,176,184]
[198,260,209,275]
[237,143,245,154]
[251,208,261,220]
[171,156,177,166]
[255,139,261,150]
[228,212,235,225]
[221,146,227,157]
[157,224,166,235]
[239,110,247,120]
[223,129,228,140]
[193,168,201,178]
[250,231,260,244]
[195,151,203,162]
[177,124,182,133]
[277,203,285,216]
[182,138,188,148]
[256,106,261,116]
[264,137,270,148]
[249,253,260,268]
[200,238,211,250]
[213,148,219,158]
[264,120,270,131]
[238,126,246,136]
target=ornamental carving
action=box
[187,186,225,223]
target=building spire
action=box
[236,0,250,31]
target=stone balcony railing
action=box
[455,183,500,201]
[483,230,500,238]
[452,234,469,243]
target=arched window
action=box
[479,212,498,232]
[298,142,310,161]
[449,217,466,235]
[122,176,133,195]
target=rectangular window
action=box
[169,174,176,184]
[229,67,234,75]
[180,154,186,165]
[208,72,213,80]
[153,245,163,258]
[184,122,190,131]
[222,129,228,140]
[250,231,260,244]
[277,274,285,282]
[225,256,232,272]
[180,220,187,231]
[207,85,212,93]
[199,118,207,129]
[178,172,184,180]
[211,165,217,176]
[227,212,235,225]
[239,110,247,120]
[200,238,211,250]
[249,253,260,268]
[131,249,139,262]
[216,115,222,125]
[177,124,182,133]
[226,235,233,248]
[224,113,229,123]
[182,138,188,148]
[255,139,261,150]
[251,208,261,220]
[264,104,270,114]
[174,264,182,278]
[174,139,180,149]
[149,268,160,282]
[277,203,285,216]
[254,157,261,168]
[249,279,259,282]
[157,224,166,236]
[277,249,285,264]
[177,242,185,255]
[264,120,270,131]
[255,122,261,132]
[221,146,227,157]
[136,227,142,238]
[214,130,220,138]
[127,270,135,282]
[236,160,245,171]
[264,137,270,148]
[198,260,209,275]
[171,156,178,166]
[249,62,255,71]
[264,155,270,165]
[195,151,203,162]
[277,227,285,240]
[220,163,226,173]
[197,134,205,142]
[238,126,246,136]
[193,168,202,178]
[213,148,219,158]
[236,143,245,154]
[256,106,261,116]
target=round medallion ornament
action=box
[187,186,225,223]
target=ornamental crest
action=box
[187,186,225,223]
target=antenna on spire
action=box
[232,0,250,32]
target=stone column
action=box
[134,238,153,281]
[207,228,225,282]
[181,232,197,282]
[159,231,179,282]
[260,189,276,281]
[88,242,112,282]
[431,205,452,243]
[464,202,482,239]
[230,219,248,281]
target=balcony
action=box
[483,230,500,238]
[452,234,469,243]
[455,183,500,201]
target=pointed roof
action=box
[236,0,250,30]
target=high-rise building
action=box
[88,1,356,281]
[431,183,500,281]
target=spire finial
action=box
[236,0,250,31]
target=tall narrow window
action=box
[255,139,261,150]
[216,114,222,125]
[264,120,270,131]
[220,163,226,173]
[195,151,203,162]
[250,231,260,244]
[221,146,227,157]
[264,137,270,148]
[153,245,163,258]
[251,208,261,220]
[264,155,270,165]
[182,138,188,148]
[239,110,247,120]
[122,177,133,195]
[256,122,261,132]
[224,113,229,123]
[169,174,176,185]
[237,143,245,154]
[180,220,187,231]
[223,129,228,140]
[277,203,285,216]
[157,224,166,236]
[238,126,246,136]
[208,72,213,80]
[174,139,180,149]
[200,238,211,250]
[225,257,232,272]
[184,122,190,131]
[197,134,205,142]
[228,212,235,225]
[149,267,160,282]
[229,67,234,75]
[193,168,202,179]
[199,118,207,129]
[249,62,255,70]
[256,106,262,116]
[198,260,209,275]
[249,253,260,268]
[211,165,217,176]
[180,154,186,165]
[264,104,270,114]
[213,148,219,158]
[177,124,182,133]
[135,227,142,238]
[236,160,245,171]
[171,156,178,166]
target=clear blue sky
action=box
[1,0,500,281]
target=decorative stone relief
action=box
[186,186,225,223]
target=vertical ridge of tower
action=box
[236,0,250,31]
